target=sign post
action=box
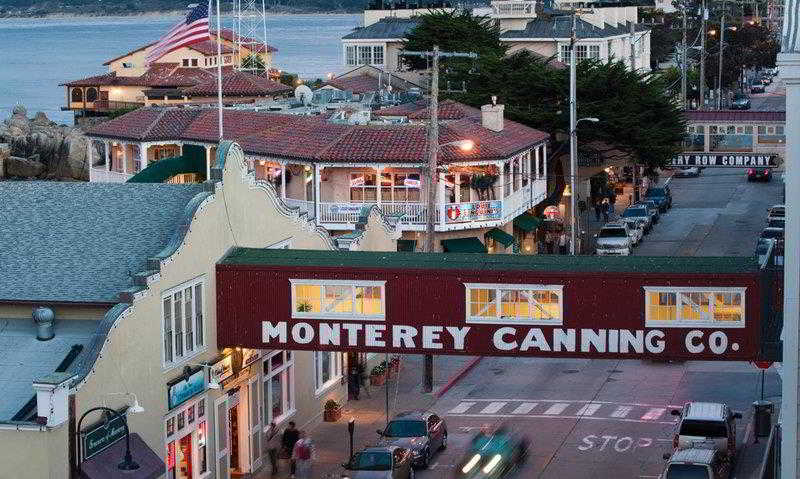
[753,361,772,401]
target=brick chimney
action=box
[481,98,504,132]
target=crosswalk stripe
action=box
[511,402,538,414]
[575,403,602,417]
[480,402,507,414]
[641,408,666,420]
[611,406,633,418]
[449,402,476,414]
[543,403,570,415]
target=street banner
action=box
[671,154,777,168]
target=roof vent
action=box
[33,307,55,341]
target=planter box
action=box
[370,373,386,386]
[324,406,342,422]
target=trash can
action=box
[753,400,774,437]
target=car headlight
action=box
[482,454,503,474]
[462,454,481,474]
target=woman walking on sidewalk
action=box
[292,431,315,478]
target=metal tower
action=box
[231,0,270,73]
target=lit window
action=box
[162,278,205,367]
[644,287,745,327]
[464,283,564,325]
[314,351,343,394]
[291,280,385,319]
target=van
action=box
[661,448,732,479]
[671,402,741,458]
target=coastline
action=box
[0,10,359,20]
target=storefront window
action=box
[263,351,295,425]
[380,172,421,203]
[644,287,745,327]
[314,351,342,393]
[165,396,208,479]
[465,283,564,325]
[291,280,385,319]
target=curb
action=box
[434,356,483,398]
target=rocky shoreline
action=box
[0,105,94,181]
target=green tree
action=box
[241,54,266,74]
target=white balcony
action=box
[491,0,537,18]
[89,167,133,183]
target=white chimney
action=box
[481,103,504,132]
[32,373,75,427]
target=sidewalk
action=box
[733,398,781,479]
[253,354,479,479]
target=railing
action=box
[89,167,133,183]
[379,202,426,224]
[319,202,365,224]
[91,100,145,111]
[491,0,536,17]
[284,198,314,219]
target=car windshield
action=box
[384,420,426,438]
[646,189,666,197]
[768,219,785,228]
[734,94,748,101]
[599,228,627,238]
[679,420,728,438]
[761,229,784,240]
[666,464,710,479]
[623,208,648,218]
[769,209,785,217]
[351,452,392,471]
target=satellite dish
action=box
[294,85,313,106]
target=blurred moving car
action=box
[671,402,741,459]
[673,166,701,177]
[730,93,751,110]
[454,425,529,479]
[747,167,772,182]
[341,446,415,479]
[660,448,732,479]
[595,223,632,256]
[750,83,766,93]
[378,411,447,468]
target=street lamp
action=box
[441,139,475,152]
[569,117,600,255]
[76,404,145,473]
[104,392,145,413]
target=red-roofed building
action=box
[85,101,550,253]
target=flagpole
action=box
[215,0,223,141]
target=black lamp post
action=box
[348,417,355,460]
[76,406,139,472]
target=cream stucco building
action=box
[0,141,398,479]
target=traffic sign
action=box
[752,361,773,370]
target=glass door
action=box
[214,396,230,479]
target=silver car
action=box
[377,411,447,468]
[341,446,415,479]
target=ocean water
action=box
[0,13,361,124]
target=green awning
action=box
[486,228,514,248]
[127,144,207,183]
[441,237,488,253]
[514,214,542,232]
[397,239,416,252]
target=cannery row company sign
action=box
[671,154,777,167]
[216,249,779,361]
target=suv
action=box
[670,402,742,458]
[378,411,447,468]
[661,448,732,479]
[645,187,672,211]
[621,205,652,233]
[595,222,632,256]
[341,446,414,479]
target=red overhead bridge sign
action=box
[216,249,779,362]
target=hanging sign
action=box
[404,177,421,188]
[350,176,365,187]
[167,367,206,410]
[242,348,262,368]
[543,206,562,220]
[445,200,502,223]
[210,355,233,385]
[81,409,128,460]
[671,154,777,168]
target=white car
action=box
[627,220,645,245]
[595,222,632,256]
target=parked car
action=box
[644,187,672,211]
[454,424,530,479]
[755,237,776,265]
[760,227,784,244]
[636,200,661,225]
[750,83,766,93]
[660,448,732,479]
[747,167,772,182]
[378,411,447,468]
[595,222,633,256]
[674,166,701,177]
[621,206,652,233]
[730,93,751,110]
[341,446,415,479]
[766,218,785,229]
[670,402,742,459]
[767,204,785,222]
[627,219,645,245]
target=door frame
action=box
[214,395,230,479]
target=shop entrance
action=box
[177,434,192,479]
[216,376,264,479]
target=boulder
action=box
[31,111,51,127]
[64,133,91,180]
[6,155,44,177]
[0,143,9,178]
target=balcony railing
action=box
[89,167,133,183]
[491,0,536,17]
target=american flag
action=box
[146,2,211,64]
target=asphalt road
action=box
[416,168,783,479]
[749,79,785,111]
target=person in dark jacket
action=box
[282,421,300,476]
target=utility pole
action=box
[629,21,636,71]
[681,6,688,109]
[699,0,707,110]
[717,2,726,109]
[570,12,578,255]
[401,46,477,393]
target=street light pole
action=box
[569,12,578,255]
[681,6,688,109]
[76,407,140,473]
[699,0,707,110]
[717,2,726,109]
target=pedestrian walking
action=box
[265,422,280,475]
[292,431,315,478]
[606,200,615,221]
[558,231,567,255]
[545,234,555,254]
[594,200,602,221]
[282,421,300,477]
[601,198,610,222]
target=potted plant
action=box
[323,399,342,422]
[370,362,387,386]
[388,356,401,375]
[296,301,312,313]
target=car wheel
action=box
[440,433,448,450]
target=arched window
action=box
[86,87,98,102]
[71,88,83,103]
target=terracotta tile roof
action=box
[62,64,207,88]
[215,29,278,52]
[683,110,786,122]
[373,100,428,117]
[187,40,235,56]
[85,101,549,164]
[62,72,118,87]
[373,99,480,120]
[323,74,382,94]
[182,71,292,97]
